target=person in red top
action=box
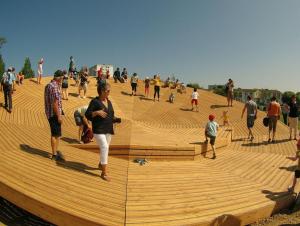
[106,67,110,79]
[267,96,281,143]
[17,71,24,85]
[97,67,103,79]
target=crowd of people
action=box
[1,60,299,189]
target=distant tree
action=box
[187,83,202,89]
[0,54,5,80]
[212,87,226,97]
[296,92,300,103]
[282,91,295,104]
[21,57,35,78]
[0,37,6,80]
[0,37,6,49]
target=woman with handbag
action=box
[85,82,121,181]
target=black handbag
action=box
[263,117,269,127]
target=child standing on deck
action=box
[144,76,150,98]
[221,110,229,126]
[191,88,199,111]
[287,137,300,192]
[205,114,219,159]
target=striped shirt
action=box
[44,80,62,119]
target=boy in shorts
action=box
[205,114,219,159]
[191,88,199,111]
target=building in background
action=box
[89,64,114,77]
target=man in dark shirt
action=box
[113,68,121,83]
[121,68,128,82]
[288,95,299,140]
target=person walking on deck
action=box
[1,67,16,113]
[121,68,128,82]
[61,70,69,100]
[153,74,161,102]
[85,83,121,181]
[225,78,234,107]
[37,58,44,84]
[44,70,64,161]
[282,102,289,125]
[78,69,89,98]
[288,95,299,140]
[144,76,150,98]
[287,137,300,192]
[267,96,281,143]
[241,95,257,141]
[68,56,75,78]
[130,73,138,96]
[191,88,199,112]
[204,114,219,159]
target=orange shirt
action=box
[268,101,281,116]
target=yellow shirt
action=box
[154,78,161,87]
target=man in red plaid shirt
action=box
[44,70,64,160]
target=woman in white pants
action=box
[85,82,120,181]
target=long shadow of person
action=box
[61,137,79,144]
[210,104,228,109]
[139,96,153,101]
[68,92,79,97]
[55,160,99,177]
[19,144,99,177]
[180,107,192,111]
[121,91,132,96]
[279,165,297,172]
[20,144,51,158]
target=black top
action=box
[85,97,115,134]
[114,70,120,77]
[80,74,88,85]
[289,101,299,118]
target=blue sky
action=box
[1,0,300,92]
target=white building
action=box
[89,64,114,77]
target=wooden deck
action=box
[0,77,298,225]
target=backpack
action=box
[81,125,93,144]
[1,72,10,87]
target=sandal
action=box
[101,173,111,182]
[50,154,56,160]
[288,186,294,193]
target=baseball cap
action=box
[209,114,215,121]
